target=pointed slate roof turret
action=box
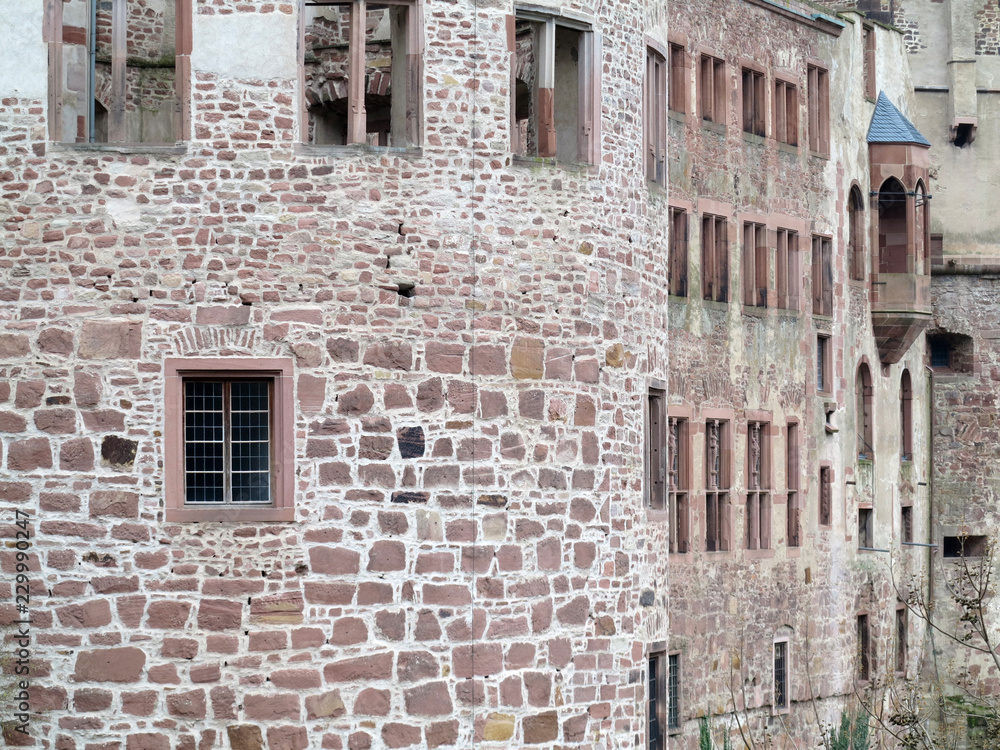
[867,91,930,146]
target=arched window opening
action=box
[914,180,929,276]
[878,178,908,274]
[900,370,913,461]
[849,186,866,281]
[856,363,874,460]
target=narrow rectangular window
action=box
[305,1,421,148]
[647,389,666,511]
[668,43,687,114]
[512,14,596,162]
[669,208,689,297]
[646,47,667,185]
[742,68,765,136]
[901,505,913,544]
[742,223,767,307]
[649,652,665,750]
[858,507,873,549]
[812,235,832,316]
[863,27,876,101]
[775,229,799,310]
[668,417,689,553]
[773,80,798,146]
[819,465,832,527]
[746,421,771,550]
[702,214,729,303]
[786,423,800,547]
[774,641,788,710]
[807,64,830,154]
[667,653,680,730]
[817,335,831,394]
[895,605,907,673]
[700,55,725,125]
[857,614,871,682]
[706,419,731,551]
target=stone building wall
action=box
[0,1,669,749]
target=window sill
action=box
[812,313,833,324]
[668,294,689,304]
[744,547,775,561]
[668,110,686,123]
[774,307,800,318]
[776,142,799,155]
[701,121,726,135]
[647,180,668,197]
[296,143,424,159]
[701,298,729,311]
[742,131,766,145]
[809,149,830,160]
[166,506,295,523]
[50,142,188,156]
[742,304,768,317]
[510,155,596,173]
[645,507,669,523]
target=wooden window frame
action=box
[742,222,768,308]
[165,358,295,523]
[773,78,798,146]
[807,63,830,155]
[811,234,833,316]
[702,214,729,303]
[699,54,726,126]
[745,420,771,550]
[669,207,689,297]
[46,0,192,144]
[705,417,732,552]
[646,45,667,185]
[510,8,599,164]
[786,421,800,547]
[741,67,765,137]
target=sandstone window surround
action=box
[786,420,800,548]
[818,463,833,528]
[668,42,688,115]
[811,234,833,317]
[698,53,726,127]
[848,185,867,282]
[164,358,295,522]
[668,207,688,297]
[646,386,667,512]
[856,361,874,460]
[816,334,832,395]
[510,7,599,164]
[645,43,667,186]
[806,62,829,155]
[775,228,800,311]
[742,221,767,308]
[301,0,423,149]
[667,415,690,554]
[705,416,733,552]
[773,76,798,147]
[740,65,766,138]
[45,0,192,145]
[701,213,729,303]
[858,505,873,549]
[745,419,771,551]
[647,649,666,750]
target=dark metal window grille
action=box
[667,653,680,729]
[774,641,788,709]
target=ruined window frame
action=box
[645,43,667,186]
[45,0,192,146]
[856,362,874,461]
[646,387,667,512]
[510,7,600,164]
[701,214,729,303]
[775,228,800,311]
[773,76,798,147]
[786,421,800,548]
[857,613,872,683]
[811,234,833,317]
[668,42,688,115]
[901,504,913,544]
[667,414,690,554]
[745,419,771,551]
[740,65,765,138]
[698,53,726,127]
[895,603,907,675]
[848,186,867,282]
[806,63,829,155]
[648,649,666,750]
[164,358,295,523]
[669,207,689,297]
[858,505,874,549]
[300,0,424,150]
[819,463,833,528]
[705,417,732,552]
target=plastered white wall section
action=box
[191,11,299,81]
[0,0,48,99]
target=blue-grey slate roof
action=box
[867,91,931,146]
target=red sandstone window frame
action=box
[646,43,668,186]
[816,334,832,395]
[667,651,681,732]
[744,418,772,551]
[667,410,691,554]
[164,358,295,523]
[45,0,192,144]
[863,24,876,102]
[740,65,766,137]
[742,221,768,308]
[701,213,729,303]
[818,462,833,528]
[648,649,666,750]
[300,0,423,149]
[901,503,913,544]
[786,420,800,548]
[646,386,667,512]
[773,638,790,714]
[848,186,867,282]
[704,414,733,552]
[509,8,600,164]
[772,76,798,147]
[856,361,874,461]
[668,42,688,115]
[900,369,913,461]
[775,228,800,311]
[811,234,833,316]
[669,207,689,297]
[895,603,907,674]
[806,63,830,155]
[698,53,726,127]
[857,613,872,683]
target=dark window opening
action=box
[900,370,913,461]
[817,335,831,394]
[773,79,797,146]
[775,229,800,310]
[901,505,913,544]
[669,208,688,297]
[646,47,667,185]
[667,653,680,730]
[699,54,726,125]
[943,535,987,558]
[706,419,731,551]
[647,389,666,511]
[819,466,832,527]
[928,331,973,373]
[857,614,871,682]
[774,641,788,710]
[812,235,833,316]
[896,605,907,673]
[953,122,974,148]
[649,653,665,750]
[858,507,873,549]
[743,222,767,307]
[668,417,690,553]
[668,43,687,114]
[742,68,765,136]
[746,421,771,550]
[702,214,729,303]
[786,423,800,547]
[849,186,866,281]
[857,363,874,460]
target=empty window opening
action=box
[849,186,866,281]
[746,421,771,550]
[648,652,665,750]
[895,604,907,673]
[742,68,765,136]
[512,14,595,162]
[668,43,687,114]
[953,122,975,148]
[943,535,988,558]
[807,64,829,153]
[304,1,419,148]
[667,653,680,730]
[900,370,913,461]
[646,47,667,185]
[773,79,797,146]
[702,214,729,303]
[774,641,788,710]
[901,505,913,544]
[928,331,974,373]
[647,388,666,511]
[863,26,876,100]
[669,208,688,297]
[857,614,871,682]
[699,54,726,125]
[812,235,833,316]
[706,419,731,551]
[775,228,800,310]
[858,507,873,549]
[819,465,832,527]
[743,222,767,307]
[856,363,874,460]
[929,338,951,368]
[878,177,909,274]
[786,423,800,547]
[817,335,831,394]
[668,417,690,554]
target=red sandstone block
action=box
[382,723,421,749]
[357,581,393,605]
[422,584,471,607]
[38,327,73,355]
[125,734,169,750]
[197,599,242,631]
[324,653,393,682]
[78,320,142,360]
[367,540,405,572]
[309,546,360,575]
[74,687,112,712]
[161,638,198,659]
[33,408,76,434]
[91,575,139,594]
[149,664,180,684]
[298,374,326,414]
[206,634,239,654]
[426,720,458,748]
[330,617,367,646]
[0,411,26,432]
[56,600,112,629]
[266,726,309,750]
[210,686,237,720]
[0,333,30,359]
[72,647,145,682]
[291,627,326,648]
[60,438,95,471]
[226,726,262,750]
[116,596,146,628]
[243,692,300,720]
[74,372,102,407]
[14,380,44,409]
[146,600,191,629]
[201,579,265,596]
[425,341,465,374]
[190,664,220,683]
[303,582,355,605]
[81,410,125,432]
[195,306,251,325]
[89,490,139,519]
[8,437,52,471]
[270,668,321,689]
[353,687,390,716]
[404,681,452,716]
[453,643,503,678]
[364,342,413,370]
[29,685,67,711]
[305,690,346,720]
[397,651,438,682]
[272,309,323,325]
[248,631,287,651]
